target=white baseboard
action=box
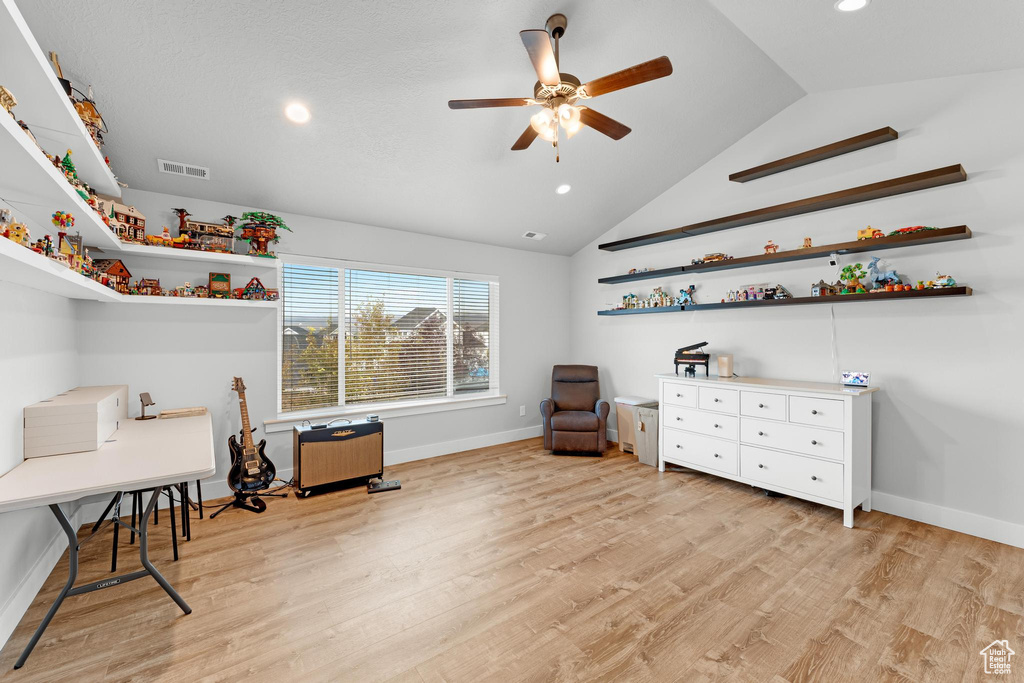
[385,425,543,466]
[870,491,1024,549]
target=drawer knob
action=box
[811,409,818,415]
[811,440,818,445]
[676,393,683,397]
[811,475,818,481]
[758,431,765,436]
[714,453,721,458]
[676,417,683,421]
[676,444,683,449]
[758,463,764,469]
[758,403,764,408]
[714,398,721,403]
[714,423,720,428]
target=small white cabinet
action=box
[658,374,877,528]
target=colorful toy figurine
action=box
[839,263,868,294]
[236,211,291,257]
[799,237,813,249]
[51,210,74,230]
[763,240,779,255]
[866,256,901,290]
[91,259,132,293]
[927,273,957,288]
[0,85,16,115]
[888,226,936,237]
[857,226,884,240]
[676,285,697,306]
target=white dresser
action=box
[656,374,878,527]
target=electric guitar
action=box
[228,377,276,493]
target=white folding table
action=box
[0,413,216,669]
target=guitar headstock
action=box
[231,377,247,394]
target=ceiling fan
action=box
[448,13,673,162]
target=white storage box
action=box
[24,385,128,458]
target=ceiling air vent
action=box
[522,230,547,241]
[157,158,210,180]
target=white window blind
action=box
[280,260,496,414]
[281,264,339,412]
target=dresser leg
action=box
[843,507,855,528]
[658,459,665,473]
[862,495,871,513]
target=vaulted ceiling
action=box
[17,1,1024,255]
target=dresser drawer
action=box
[740,445,843,503]
[740,417,844,461]
[740,390,786,421]
[663,429,737,475]
[789,396,844,430]
[698,387,738,414]
[663,382,698,408]
[664,405,738,440]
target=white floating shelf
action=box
[0,234,121,301]
[0,112,123,251]
[116,296,279,308]
[0,238,278,308]
[99,242,282,267]
[1,0,121,197]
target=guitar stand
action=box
[209,488,288,519]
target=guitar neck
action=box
[238,391,255,452]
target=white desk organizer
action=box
[656,374,878,528]
[24,385,128,458]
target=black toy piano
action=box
[674,341,710,377]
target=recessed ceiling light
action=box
[285,102,311,124]
[834,0,869,12]
[522,230,547,241]
[555,184,571,195]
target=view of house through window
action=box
[281,261,494,414]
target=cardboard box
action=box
[24,385,128,458]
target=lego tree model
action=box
[235,211,291,257]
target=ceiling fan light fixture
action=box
[834,0,869,12]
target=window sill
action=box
[264,393,507,434]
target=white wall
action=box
[75,188,573,498]
[570,69,1024,543]
[0,283,80,646]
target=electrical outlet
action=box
[519,405,526,417]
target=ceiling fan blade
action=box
[579,107,631,140]
[582,56,673,98]
[520,29,560,87]
[511,125,539,150]
[448,98,533,110]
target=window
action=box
[280,259,497,415]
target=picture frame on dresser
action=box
[656,373,878,528]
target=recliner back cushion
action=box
[551,365,600,412]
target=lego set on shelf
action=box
[1,208,278,304]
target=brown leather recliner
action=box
[540,365,610,455]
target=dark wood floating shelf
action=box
[598,286,972,315]
[729,127,899,183]
[598,164,968,252]
[598,226,972,285]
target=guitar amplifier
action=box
[292,419,383,497]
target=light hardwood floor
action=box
[2,438,1022,682]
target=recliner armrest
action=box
[540,398,555,418]
[594,399,610,421]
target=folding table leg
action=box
[138,488,191,614]
[196,480,203,519]
[167,487,178,561]
[14,504,79,669]
[91,494,118,534]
